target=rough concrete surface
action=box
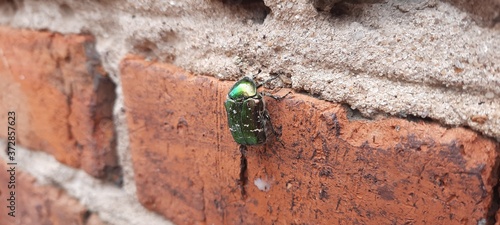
[0,0,498,141]
[121,57,499,224]
[0,140,173,225]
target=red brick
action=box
[0,27,118,178]
[0,159,107,225]
[496,208,500,225]
[121,56,499,225]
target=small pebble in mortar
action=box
[254,178,271,192]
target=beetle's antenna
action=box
[256,76,279,89]
[247,69,262,81]
[261,90,292,101]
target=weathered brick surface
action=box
[496,208,500,225]
[0,159,108,225]
[0,27,118,179]
[121,56,500,225]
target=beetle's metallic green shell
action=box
[224,77,267,145]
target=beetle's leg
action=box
[248,69,262,83]
[263,110,285,147]
[256,76,279,89]
[261,90,291,101]
[256,75,291,100]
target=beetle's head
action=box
[228,77,257,100]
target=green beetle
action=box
[224,77,270,145]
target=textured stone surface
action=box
[0,158,108,225]
[0,0,499,140]
[444,0,500,26]
[0,26,118,179]
[122,57,500,225]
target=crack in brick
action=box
[65,84,75,141]
[486,150,500,225]
[82,210,91,224]
[0,48,13,77]
[64,81,87,169]
[239,145,248,199]
[200,181,208,224]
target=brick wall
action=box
[0,0,499,225]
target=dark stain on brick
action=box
[432,173,448,187]
[331,113,341,137]
[290,222,308,225]
[322,141,330,159]
[469,164,489,201]
[365,210,374,219]
[310,149,318,160]
[426,137,437,149]
[360,140,370,149]
[176,117,189,134]
[394,143,404,154]
[319,183,329,201]
[405,134,422,151]
[439,140,467,168]
[352,204,363,216]
[140,195,156,206]
[377,185,395,201]
[213,196,230,220]
[314,208,324,219]
[356,141,383,163]
[336,197,342,210]
[143,150,167,166]
[319,167,333,178]
[364,173,379,184]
